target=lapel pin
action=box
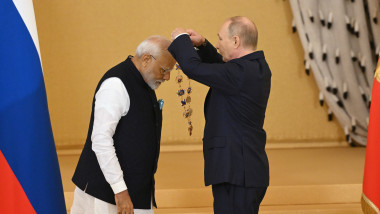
[158,99,164,110]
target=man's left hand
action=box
[115,190,134,214]
[171,28,187,40]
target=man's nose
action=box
[163,72,170,80]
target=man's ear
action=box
[141,54,152,68]
[233,36,240,48]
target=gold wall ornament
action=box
[375,56,380,83]
[375,63,380,83]
[361,193,380,214]
[175,64,193,136]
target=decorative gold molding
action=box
[375,61,380,83]
[57,141,349,155]
[362,193,380,214]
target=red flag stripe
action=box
[362,56,380,212]
[0,150,36,214]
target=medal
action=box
[175,63,193,136]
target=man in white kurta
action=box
[71,35,175,214]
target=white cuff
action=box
[174,33,189,40]
[111,180,128,194]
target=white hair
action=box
[135,35,171,58]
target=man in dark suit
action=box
[168,16,271,214]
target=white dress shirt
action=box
[175,33,189,40]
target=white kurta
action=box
[71,77,153,213]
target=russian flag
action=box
[0,1,66,213]
[362,55,380,214]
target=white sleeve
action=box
[91,77,130,194]
[174,33,189,40]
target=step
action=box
[65,183,362,210]
[154,204,362,214]
[60,146,365,213]
[67,201,362,214]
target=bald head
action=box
[226,16,258,50]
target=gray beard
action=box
[147,81,160,90]
[141,67,164,90]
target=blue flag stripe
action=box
[0,0,66,213]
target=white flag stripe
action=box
[12,0,42,65]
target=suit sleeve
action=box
[169,35,243,95]
[196,39,224,63]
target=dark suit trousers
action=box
[212,183,267,214]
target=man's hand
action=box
[171,28,187,40]
[115,190,134,214]
[186,29,205,47]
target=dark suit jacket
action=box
[168,35,271,187]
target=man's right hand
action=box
[186,29,205,47]
[115,190,134,214]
